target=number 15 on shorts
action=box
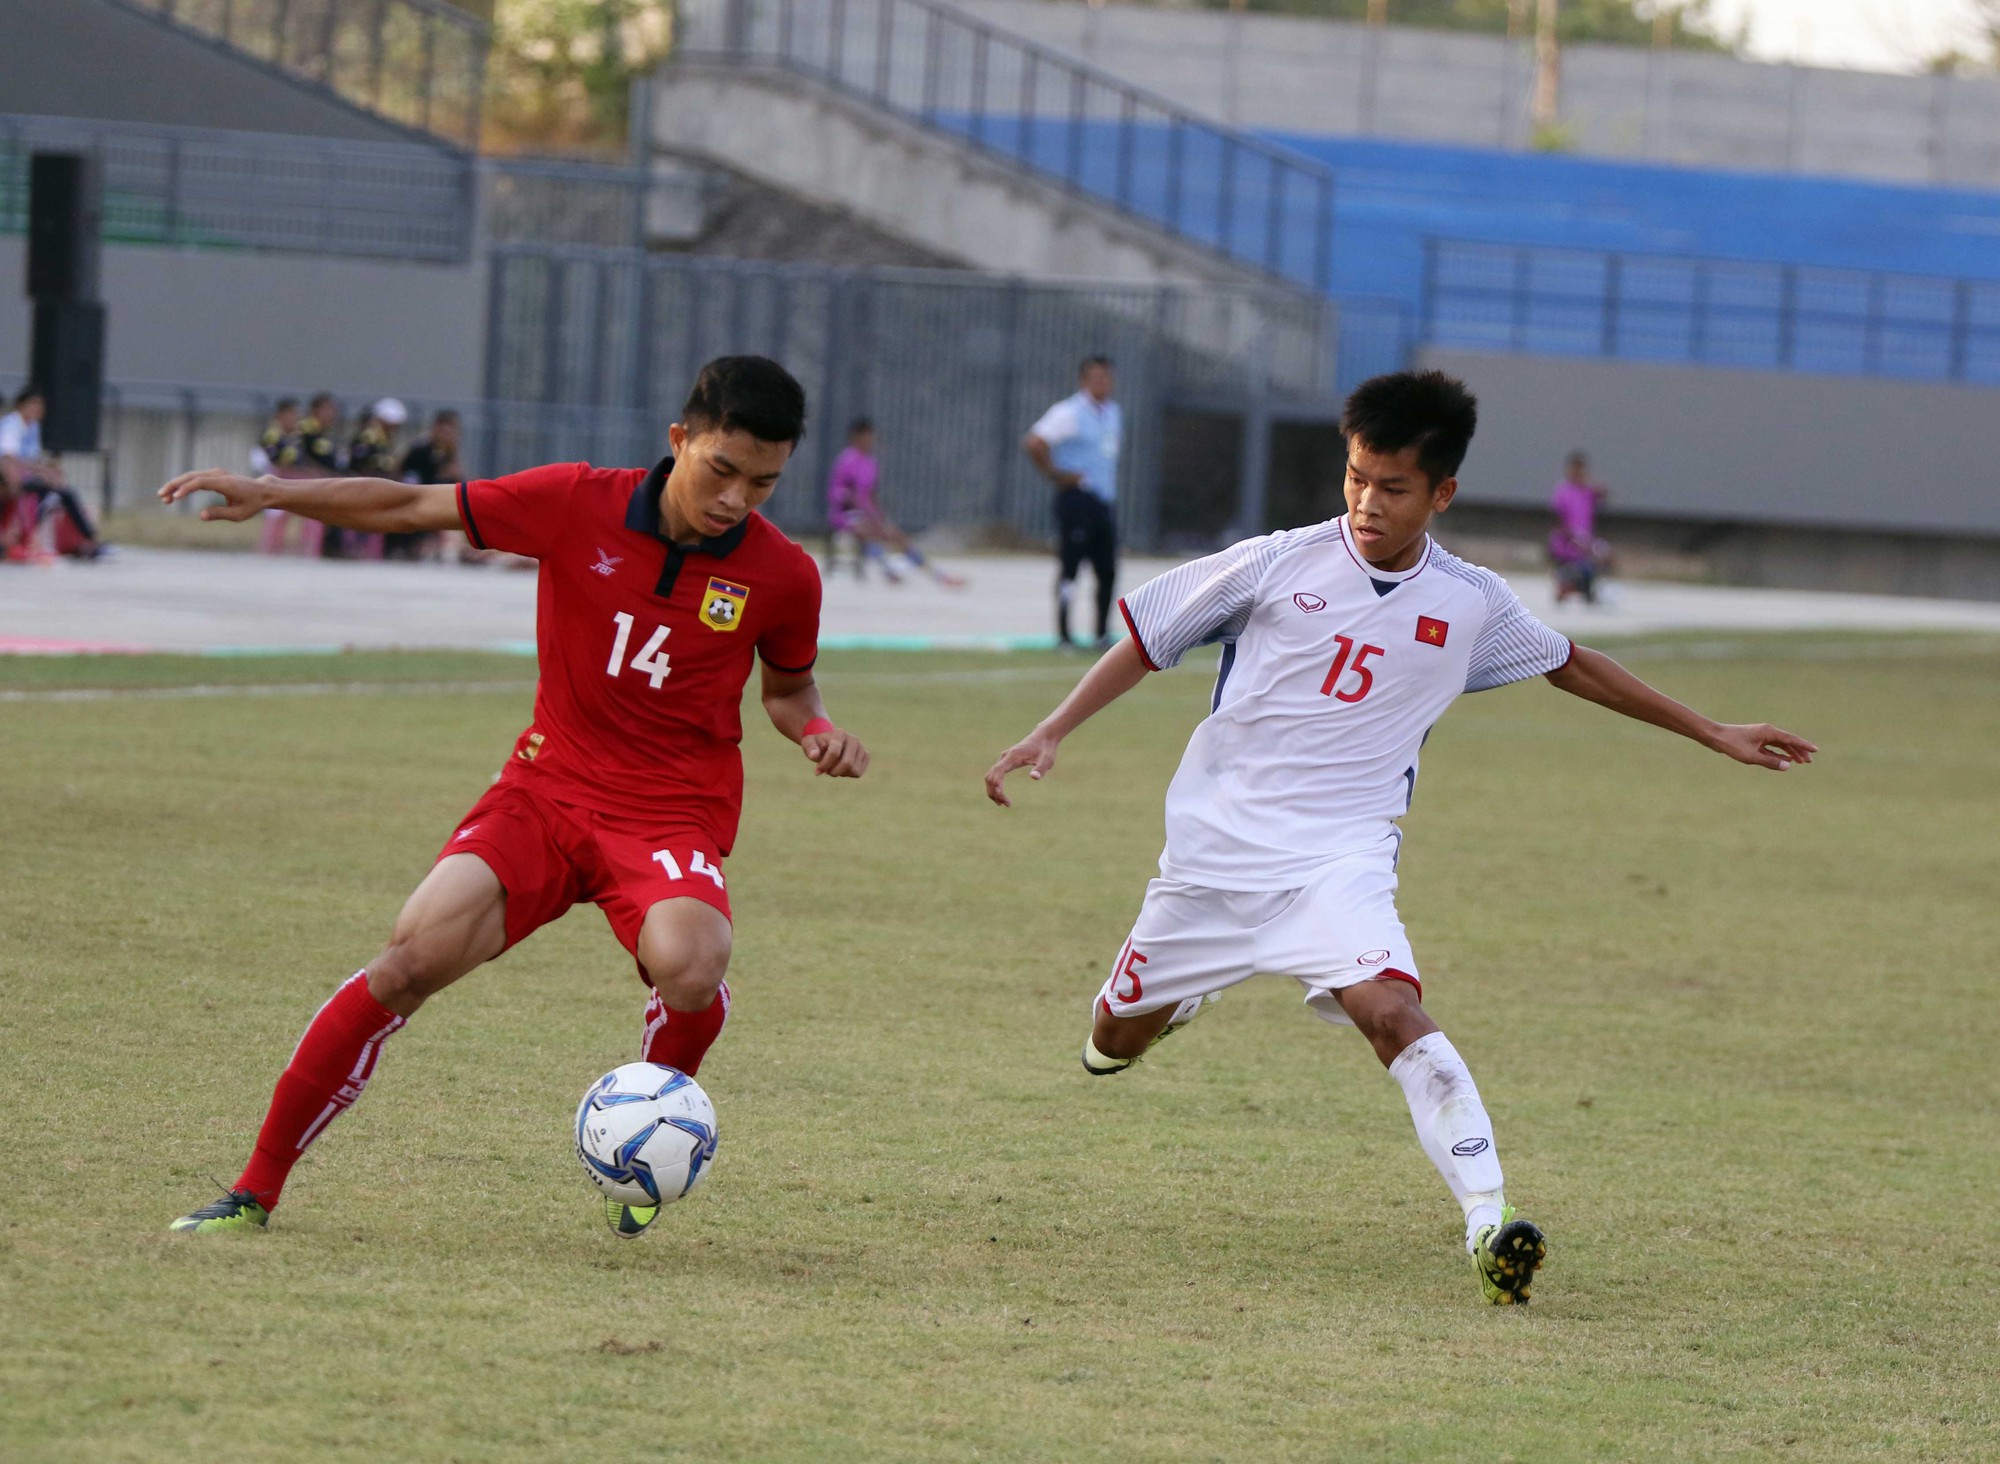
[653,848,725,890]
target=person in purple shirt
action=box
[825,418,964,586]
[1549,451,1611,605]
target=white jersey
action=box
[1120,517,1573,891]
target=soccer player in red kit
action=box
[158,356,867,1237]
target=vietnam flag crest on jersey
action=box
[699,577,750,632]
[1416,615,1449,647]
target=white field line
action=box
[2,637,1996,706]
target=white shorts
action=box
[1097,837,1420,1027]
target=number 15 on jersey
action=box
[1320,633,1385,704]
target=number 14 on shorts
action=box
[653,848,725,889]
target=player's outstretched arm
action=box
[157,469,463,534]
[761,665,868,778]
[1545,644,1818,771]
[985,638,1150,807]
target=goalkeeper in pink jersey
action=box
[825,418,964,587]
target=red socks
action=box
[231,974,723,1210]
[235,971,405,1209]
[640,981,730,1076]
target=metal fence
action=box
[674,0,1335,294]
[479,157,656,249]
[1422,239,2000,386]
[114,0,488,149]
[482,245,1341,547]
[0,113,474,262]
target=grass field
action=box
[3,638,1997,1462]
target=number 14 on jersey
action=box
[607,611,673,689]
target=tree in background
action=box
[1094,0,1739,52]
[485,0,673,153]
[1928,0,2000,73]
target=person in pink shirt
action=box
[825,418,964,586]
[1549,451,1610,605]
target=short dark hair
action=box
[13,385,43,407]
[309,391,337,414]
[848,416,873,437]
[433,409,460,427]
[681,356,807,445]
[1341,370,1478,486]
[274,397,299,413]
[1079,355,1114,375]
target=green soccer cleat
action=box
[169,1188,270,1235]
[1471,1205,1546,1305]
[1081,994,1217,1076]
[606,1198,660,1239]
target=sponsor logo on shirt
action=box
[1293,592,1327,613]
[699,577,750,632]
[590,548,623,578]
[1416,615,1449,647]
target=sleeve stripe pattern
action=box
[1433,555,1574,692]
[1118,598,1161,671]
[456,481,487,550]
[1123,522,1340,670]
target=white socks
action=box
[1388,1031,1506,1251]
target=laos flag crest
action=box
[699,577,750,632]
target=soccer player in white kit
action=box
[984,371,1817,1304]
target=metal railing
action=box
[115,0,488,149]
[482,243,1340,547]
[674,0,1335,294]
[1422,239,2000,386]
[480,156,656,249]
[0,114,474,262]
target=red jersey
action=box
[458,457,821,851]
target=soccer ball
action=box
[574,1062,719,1207]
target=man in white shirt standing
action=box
[1024,356,1122,648]
[985,370,1818,1305]
[0,385,104,559]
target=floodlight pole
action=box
[1532,0,1561,135]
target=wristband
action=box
[802,716,835,738]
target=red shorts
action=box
[438,770,732,974]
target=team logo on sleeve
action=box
[698,577,750,632]
[1416,616,1449,647]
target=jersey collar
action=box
[626,456,751,596]
[1337,516,1432,583]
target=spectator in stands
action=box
[1025,356,1121,648]
[825,417,965,587]
[336,399,407,561]
[252,398,304,477]
[1550,450,1611,605]
[390,408,461,562]
[298,392,351,557]
[348,398,406,480]
[0,386,106,560]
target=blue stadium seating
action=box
[1266,131,2000,302]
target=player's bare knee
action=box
[364,937,445,1014]
[639,929,731,1012]
[645,952,728,1012]
[1092,1001,1170,1060]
